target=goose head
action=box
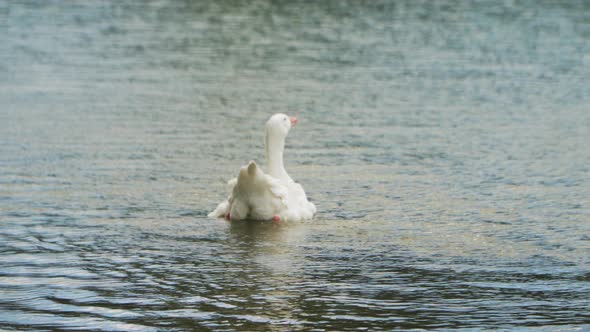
[265,113,297,139]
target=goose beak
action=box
[290,116,298,126]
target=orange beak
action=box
[290,116,298,126]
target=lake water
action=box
[1,1,589,330]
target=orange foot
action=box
[225,213,231,221]
[273,215,280,224]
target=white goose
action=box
[208,114,316,222]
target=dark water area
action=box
[1,0,589,330]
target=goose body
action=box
[208,114,316,222]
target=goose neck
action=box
[266,133,290,181]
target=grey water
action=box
[1,0,589,330]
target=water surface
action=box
[1,0,589,330]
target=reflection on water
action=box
[1,0,589,330]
